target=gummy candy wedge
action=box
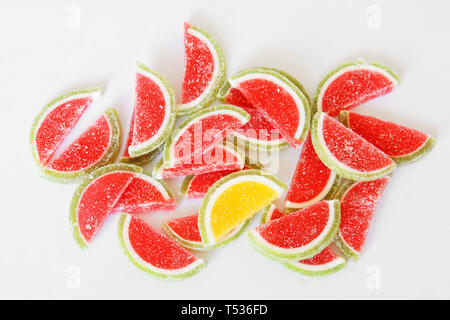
[162,213,249,251]
[311,112,396,181]
[118,214,205,280]
[247,200,340,261]
[70,164,143,249]
[127,63,176,157]
[313,59,400,116]
[163,105,250,168]
[259,204,346,276]
[285,134,340,211]
[283,247,346,276]
[114,172,177,214]
[335,177,390,260]
[154,143,244,179]
[179,169,240,199]
[220,68,311,151]
[120,109,164,166]
[340,111,435,166]
[259,204,285,224]
[43,108,121,183]
[178,22,226,115]
[228,68,310,148]
[30,88,101,167]
[198,169,286,247]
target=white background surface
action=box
[1,0,449,299]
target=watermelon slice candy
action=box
[247,200,341,261]
[42,108,121,183]
[30,88,102,167]
[153,143,245,179]
[178,22,226,115]
[126,63,176,158]
[119,214,205,279]
[259,204,346,276]
[311,112,396,181]
[163,104,250,168]
[163,213,250,251]
[285,134,340,211]
[313,59,400,116]
[70,164,176,249]
[340,111,435,166]
[335,177,390,260]
[229,68,310,149]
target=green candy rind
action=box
[198,169,287,247]
[178,24,226,116]
[39,108,122,184]
[118,214,205,280]
[333,180,362,260]
[70,164,144,249]
[285,173,342,213]
[246,200,341,262]
[312,59,401,115]
[163,104,250,168]
[339,111,436,167]
[311,112,396,181]
[229,68,311,147]
[259,204,279,224]
[179,175,195,199]
[282,257,346,277]
[120,143,163,167]
[128,63,176,158]
[30,88,102,174]
[162,218,251,251]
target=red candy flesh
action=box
[48,114,111,172]
[345,112,429,157]
[321,69,396,116]
[185,169,240,199]
[181,22,214,104]
[127,216,199,270]
[257,201,331,249]
[236,78,302,148]
[114,176,176,214]
[131,71,167,148]
[285,134,334,206]
[339,177,390,254]
[166,214,202,243]
[322,114,393,172]
[77,171,135,243]
[36,96,93,165]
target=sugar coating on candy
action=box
[285,134,335,208]
[181,23,215,105]
[164,105,249,167]
[48,113,112,172]
[233,105,284,142]
[76,171,135,244]
[199,170,286,245]
[125,216,199,270]
[114,175,176,214]
[210,181,279,239]
[321,113,393,172]
[166,214,203,243]
[183,169,240,199]
[35,96,94,165]
[343,111,430,157]
[339,177,389,254]
[158,144,244,179]
[298,247,341,266]
[223,86,254,108]
[317,64,398,116]
[257,201,332,249]
[230,69,309,148]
